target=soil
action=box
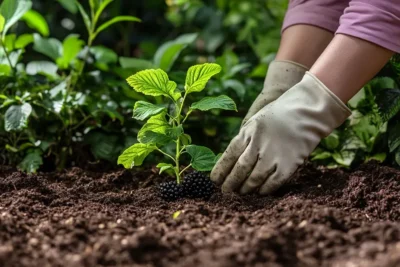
[0,162,400,267]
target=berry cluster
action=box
[158,171,215,201]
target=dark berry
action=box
[158,181,184,201]
[182,171,215,199]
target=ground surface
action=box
[0,162,400,267]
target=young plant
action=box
[118,63,237,183]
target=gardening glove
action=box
[211,72,352,195]
[242,60,308,126]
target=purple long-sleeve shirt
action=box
[283,0,400,53]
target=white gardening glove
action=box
[242,60,308,126]
[211,72,351,195]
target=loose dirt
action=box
[0,162,399,267]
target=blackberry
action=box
[182,171,215,199]
[158,181,184,201]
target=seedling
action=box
[118,63,237,183]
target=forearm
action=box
[310,34,394,103]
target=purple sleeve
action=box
[336,0,400,53]
[283,0,350,33]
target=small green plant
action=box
[118,63,237,183]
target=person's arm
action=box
[211,0,399,195]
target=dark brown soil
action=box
[1,162,400,267]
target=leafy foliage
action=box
[119,63,236,182]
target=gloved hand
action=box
[211,72,351,195]
[241,60,308,126]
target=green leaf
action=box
[153,33,198,71]
[133,101,166,121]
[156,163,174,174]
[33,34,62,60]
[138,112,170,141]
[376,88,400,121]
[126,69,181,101]
[311,151,332,161]
[21,10,49,36]
[0,64,11,75]
[0,15,5,33]
[90,46,118,64]
[321,133,340,150]
[26,61,58,77]
[119,57,154,70]
[94,16,141,37]
[181,134,192,145]
[332,151,356,167]
[118,143,157,168]
[190,95,237,111]
[18,149,43,173]
[185,63,222,93]
[186,145,217,171]
[56,34,84,69]
[166,125,183,139]
[57,0,78,14]
[4,33,15,51]
[75,0,91,34]
[0,0,32,38]
[93,0,113,24]
[15,33,33,49]
[139,131,172,145]
[388,122,400,152]
[5,103,32,131]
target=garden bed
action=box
[0,162,399,267]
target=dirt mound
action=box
[0,162,399,267]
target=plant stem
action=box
[156,148,177,163]
[173,91,189,183]
[179,164,192,176]
[1,39,16,75]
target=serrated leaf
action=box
[133,101,166,120]
[185,63,222,93]
[118,143,157,168]
[157,163,174,174]
[56,34,84,69]
[139,131,172,145]
[0,0,32,38]
[376,88,400,121]
[33,34,62,60]
[138,112,170,141]
[127,69,181,101]
[22,10,49,36]
[18,149,43,173]
[5,103,32,131]
[75,0,91,34]
[166,125,183,139]
[186,145,217,171]
[190,95,237,111]
[94,16,141,37]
